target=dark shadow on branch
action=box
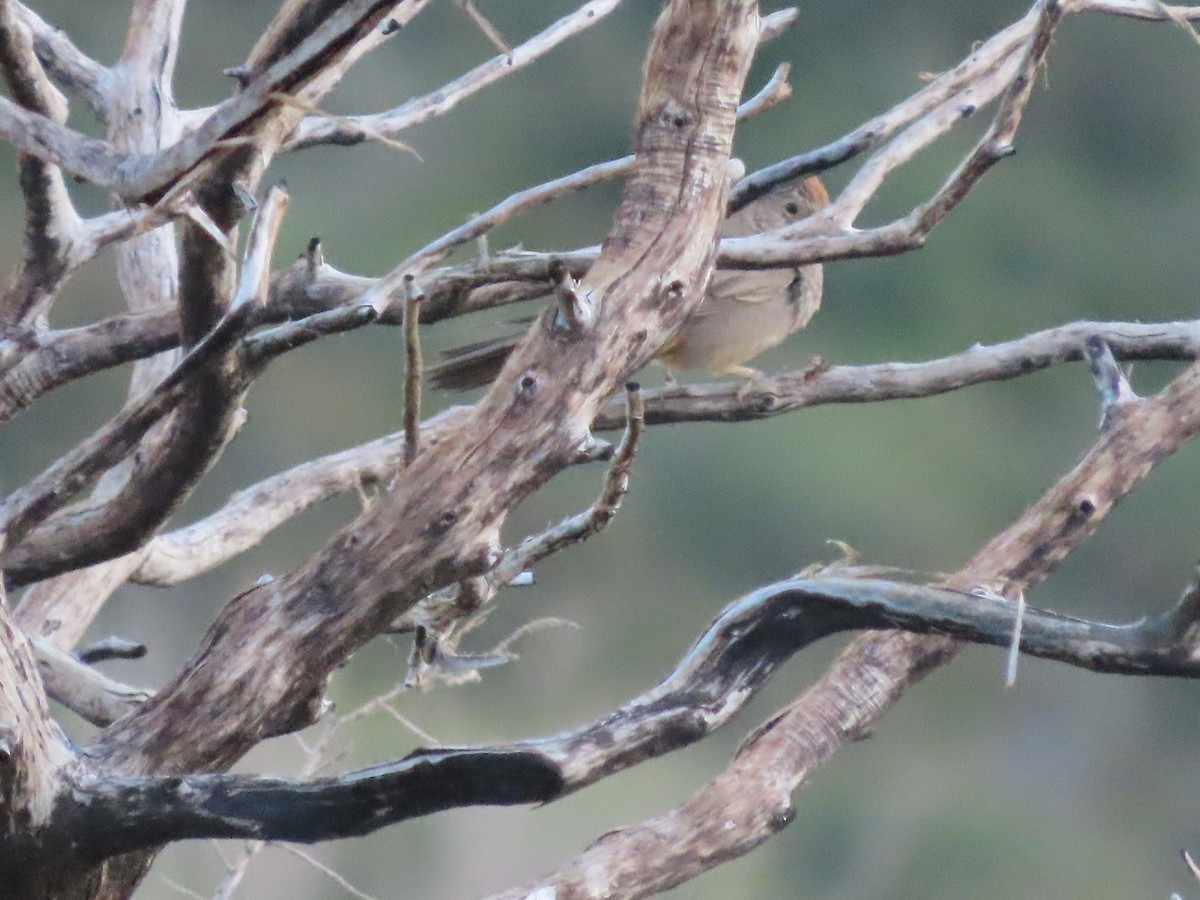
[46,566,1200,863]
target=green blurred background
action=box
[3,1,1200,897]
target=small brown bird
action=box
[429,175,828,391]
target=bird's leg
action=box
[723,365,764,380]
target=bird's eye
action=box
[784,201,800,216]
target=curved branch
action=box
[516,331,1200,892]
[49,751,561,865]
[728,4,1033,211]
[39,562,1200,866]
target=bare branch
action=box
[240,303,381,371]
[128,407,466,587]
[545,344,1200,897]
[0,309,177,426]
[14,551,154,652]
[722,0,1064,269]
[273,844,383,900]
[83,0,761,785]
[31,636,150,728]
[0,313,247,558]
[0,94,128,187]
[118,0,185,79]
[402,275,424,466]
[52,750,561,863]
[729,5,1035,212]
[0,189,291,584]
[394,387,641,661]
[735,62,792,120]
[42,559,1200,865]
[75,636,146,664]
[286,0,623,150]
[117,0,429,201]
[0,2,429,201]
[455,0,511,56]
[1076,0,1200,22]
[0,245,572,419]
[0,0,82,330]
[1084,335,1139,429]
[0,1,1195,895]
[757,7,799,43]
[232,184,290,312]
[383,18,805,276]
[276,2,431,119]
[24,317,1193,592]
[592,320,1200,430]
[491,566,1200,900]
[10,2,108,115]
[495,383,643,583]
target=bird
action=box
[428,175,828,391]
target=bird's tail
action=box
[427,333,522,391]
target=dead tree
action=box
[1,1,1199,897]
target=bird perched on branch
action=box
[428,175,828,391]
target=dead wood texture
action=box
[0,1,1199,899]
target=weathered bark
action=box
[89,0,758,773]
[0,1,761,897]
[1,1,1197,897]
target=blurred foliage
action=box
[3,1,1200,898]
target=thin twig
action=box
[352,16,807,302]
[1084,334,1139,429]
[729,6,1035,212]
[403,275,424,465]
[735,62,791,120]
[160,876,207,900]
[232,184,290,312]
[455,0,512,57]
[721,2,1064,268]
[211,842,260,900]
[494,383,644,583]
[274,844,383,900]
